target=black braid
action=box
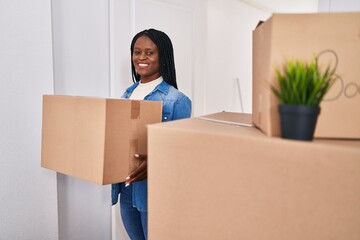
[130,29,178,89]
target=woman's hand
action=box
[125,154,147,187]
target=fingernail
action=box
[126,176,130,180]
[125,182,130,187]
[135,153,139,158]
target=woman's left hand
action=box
[125,154,147,187]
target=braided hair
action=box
[130,29,178,89]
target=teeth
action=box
[138,63,148,67]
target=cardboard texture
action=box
[252,12,360,139]
[41,95,162,185]
[148,112,360,240]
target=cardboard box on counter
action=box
[148,112,360,240]
[41,95,162,185]
[252,12,360,139]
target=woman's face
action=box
[132,35,161,83]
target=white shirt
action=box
[129,76,163,100]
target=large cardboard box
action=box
[148,112,360,240]
[252,12,360,139]
[41,95,162,185]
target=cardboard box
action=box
[41,95,162,185]
[252,12,360,139]
[148,112,360,240]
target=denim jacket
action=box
[111,80,191,210]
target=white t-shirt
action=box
[129,76,163,100]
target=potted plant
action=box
[271,50,339,141]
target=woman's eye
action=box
[146,52,153,55]
[134,51,140,55]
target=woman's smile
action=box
[137,63,149,68]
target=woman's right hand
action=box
[125,154,147,187]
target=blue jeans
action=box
[120,182,148,240]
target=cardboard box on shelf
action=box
[252,12,360,139]
[148,112,360,240]
[41,95,162,185]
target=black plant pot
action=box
[278,105,321,141]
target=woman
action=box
[111,29,191,239]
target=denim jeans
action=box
[120,182,148,240]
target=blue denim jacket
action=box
[111,80,191,210]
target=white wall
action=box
[206,0,270,114]
[0,0,58,239]
[319,0,360,11]
[248,0,319,13]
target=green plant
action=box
[271,53,338,107]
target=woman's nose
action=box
[139,52,147,60]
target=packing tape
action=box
[131,100,141,119]
[129,139,139,172]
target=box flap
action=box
[196,112,253,127]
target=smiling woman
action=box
[111,28,192,240]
